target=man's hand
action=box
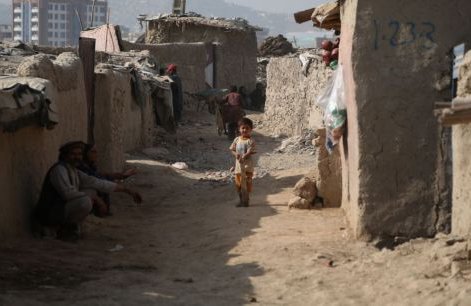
[128,190,143,205]
[122,167,138,178]
[91,196,108,217]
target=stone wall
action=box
[145,21,257,92]
[0,53,88,240]
[340,0,471,239]
[452,51,471,237]
[263,56,332,136]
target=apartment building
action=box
[12,0,108,46]
[0,25,13,41]
[12,0,40,44]
[85,1,107,28]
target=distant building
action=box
[118,26,142,43]
[172,0,186,15]
[126,32,144,43]
[0,25,13,42]
[144,15,260,91]
[12,0,108,47]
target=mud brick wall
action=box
[340,0,471,239]
[122,41,208,96]
[0,53,88,239]
[93,67,155,173]
[145,21,257,92]
[452,50,471,237]
[263,56,332,137]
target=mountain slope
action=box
[0,0,313,34]
[108,0,311,34]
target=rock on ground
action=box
[288,196,311,209]
[292,177,317,203]
[274,129,317,154]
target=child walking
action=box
[230,118,256,207]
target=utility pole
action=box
[90,0,97,28]
[292,36,298,48]
[172,0,186,15]
[75,8,84,31]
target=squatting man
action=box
[34,141,142,241]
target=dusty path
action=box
[1,111,471,306]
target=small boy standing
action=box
[230,118,256,207]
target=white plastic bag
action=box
[317,64,347,152]
[316,64,345,110]
[172,162,189,170]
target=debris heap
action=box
[258,35,294,57]
[274,129,317,155]
[141,13,260,32]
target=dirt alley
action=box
[1,110,471,306]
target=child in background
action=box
[229,118,256,207]
[223,85,245,140]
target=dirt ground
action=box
[1,110,471,306]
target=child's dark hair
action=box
[230,85,238,93]
[238,117,253,129]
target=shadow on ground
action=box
[0,120,303,305]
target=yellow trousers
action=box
[235,172,253,193]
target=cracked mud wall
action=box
[339,0,361,238]
[145,22,257,92]
[263,56,332,137]
[0,53,87,239]
[94,67,155,174]
[212,33,257,92]
[314,129,342,207]
[452,51,471,237]
[341,0,471,239]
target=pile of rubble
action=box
[199,170,232,185]
[274,129,317,154]
[258,35,295,57]
[97,50,158,71]
[141,13,260,32]
[286,128,342,210]
[0,41,37,75]
[0,41,35,57]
